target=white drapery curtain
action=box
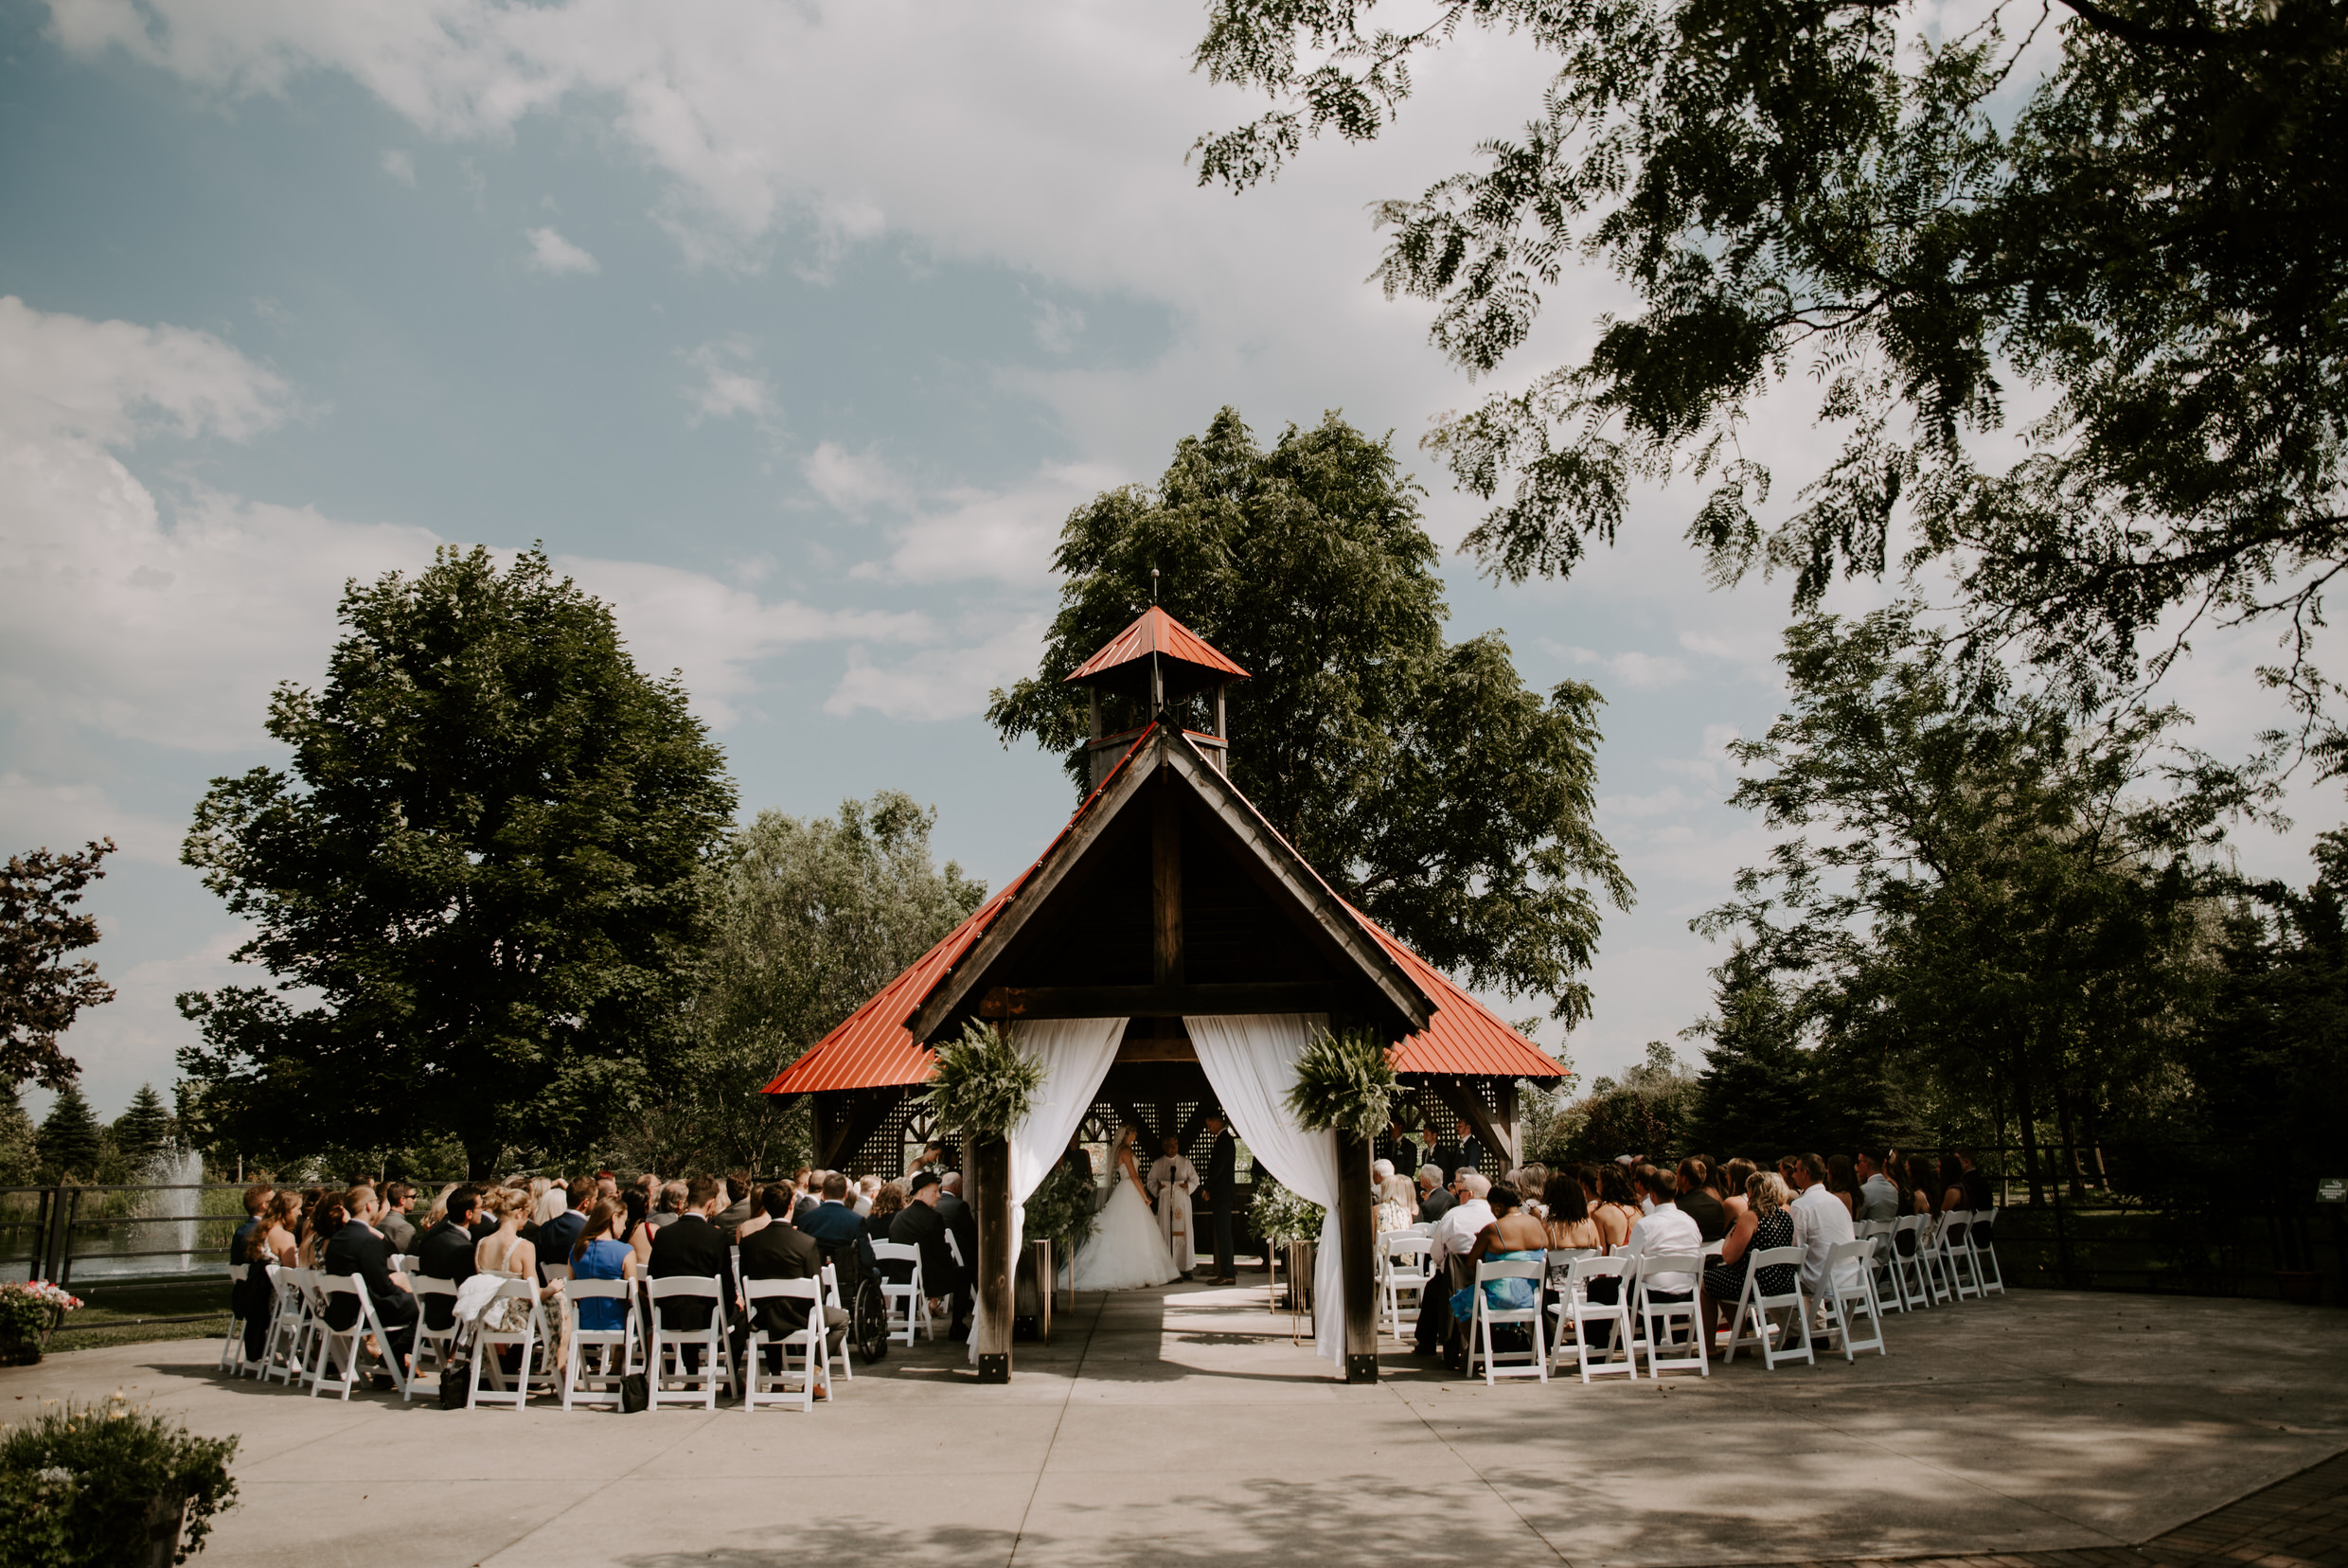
[1183,1012,1343,1364]
[967,1015,1127,1362]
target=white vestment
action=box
[1147,1154,1200,1273]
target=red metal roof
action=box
[1065,606,1249,685]
[762,730,1567,1094]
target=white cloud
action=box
[855,460,1124,585]
[681,337,774,425]
[524,224,598,275]
[380,147,416,186]
[825,615,1047,722]
[1539,638,1691,690]
[0,775,189,866]
[801,440,908,513]
[1032,299,1086,355]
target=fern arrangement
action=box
[1249,1178,1326,1244]
[1282,1025,1398,1142]
[923,1019,1046,1138]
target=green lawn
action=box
[40,1275,235,1355]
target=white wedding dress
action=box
[1068,1153,1179,1292]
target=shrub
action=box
[0,1394,238,1566]
[1022,1160,1099,1256]
[924,1020,1045,1139]
[1249,1179,1325,1244]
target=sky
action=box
[2,0,2339,1123]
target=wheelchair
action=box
[813,1235,893,1364]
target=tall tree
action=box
[1189,0,2348,710]
[177,546,737,1178]
[37,1082,102,1183]
[0,840,116,1090]
[111,1083,174,1172]
[629,793,988,1175]
[987,407,1632,1021]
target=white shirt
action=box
[1621,1202,1703,1297]
[1791,1182,1858,1296]
[1858,1173,1900,1222]
[852,1197,873,1218]
[1431,1198,1494,1268]
[1147,1155,1198,1199]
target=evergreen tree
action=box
[111,1082,174,1171]
[0,1091,37,1186]
[37,1083,102,1181]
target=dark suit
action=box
[797,1200,878,1276]
[320,1221,416,1362]
[935,1191,979,1280]
[738,1221,847,1367]
[648,1213,738,1370]
[890,1201,970,1318]
[537,1209,586,1280]
[1417,1185,1456,1226]
[1430,1140,1463,1185]
[1203,1130,1237,1275]
[413,1220,480,1330]
[1679,1188,1730,1242]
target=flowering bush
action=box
[1249,1179,1325,1245]
[0,1394,238,1566]
[0,1284,79,1345]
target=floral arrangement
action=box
[924,1019,1045,1138]
[1283,1025,1399,1142]
[0,1283,80,1346]
[1249,1179,1326,1246]
[0,1393,239,1566]
[1022,1160,1100,1257]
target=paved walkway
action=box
[3,1281,2343,1567]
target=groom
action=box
[1199,1112,1237,1286]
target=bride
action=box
[1067,1125,1179,1292]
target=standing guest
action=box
[891,1171,971,1336]
[1701,1171,1796,1345]
[1540,1171,1603,1252]
[1958,1150,1995,1213]
[322,1185,417,1382]
[1787,1153,1859,1322]
[1414,1165,1455,1226]
[1621,1167,1703,1306]
[865,1181,908,1241]
[415,1186,481,1333]
[647,1175,738,1373]
[1061,1134,1094,1187]
[567,1199,638,1346]
[1428,1126,1463,1187]
[1590,1164,1641,1251]
[377,1183,418,1253]
[1676,1158,1730,1242]
[1378,1118,1424,1175]
[936,1172,979,1281]
[1856,1152,1902,1221]
[1147,1135,1201,1278]
[1201,1114,1237,1284]
[1825,1154,1860,1219]
[738,1183,849,1380]
[907,1143,946,1183]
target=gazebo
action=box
[762,607,1567,1381]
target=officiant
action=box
[1147,1135,1201,1280]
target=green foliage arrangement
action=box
[987,408,1632,1024]
[1283,1026,1399,1142]
[923,1021,1045,1140]
[0,1394,238,1567]
[176,545,738,1178]
[1021,1159,1099,1256]
[1249,1179,1325,1245]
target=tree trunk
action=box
[2055,1083,2086,1202]
[2011,1042,2045,1208]
[973,1135,1013,1383]
[1335,1133,1378,1383]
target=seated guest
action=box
[618,1187,651,1248]
[1787,1152,1859,1320]
[1414,1164,1454,1226]
[1621,1166,1702,1305]
[1374,1168,1416,1233]
[738,1183,849,1380]
[321,1185,417,1380]
[854,1176,879,1218]
[1934,1153,1967,1217]
[229,1184,273,1334]
[1825,1154,1860,1219]
[536,1181,589,1280]
[648,1175,738,1372]
[891,1171,971,1333]
[1720,1159,1757,1224]
[1676,1157,1730,1242]
[865,1180,907,1240]
[1413,1171,1494,1358]
[240,1189,300,1362]
[567,1199,638,1338]
[1513,1164,1551,1219]
[1903,1154,1940,1217]
[414,1185,481,1332]
[1958,1149,1994,1214]
[650,1180,688,1230]
[715,1173,754,1240]
[1454,1184,1548,1334]
[936,1173,979,1277]
[378,1182,418,1253]
[1701,1171,1796,1344]
[799,1170,878,1275]
[1590,1163,1640,1251]
[1541,1170,1603,1252]
[1856,1151,1901,1221]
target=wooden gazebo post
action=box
[973,1131,1013,1382]
[1336,1131,1379,1382]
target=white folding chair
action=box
[1465,1256,1547,1384]
[404,1277,462,1403]
[819,1262,854,1382]
[289,1270,334,1387]
[1725,1244,1814,1369]
[308,1274,396,1400]
[870,1241,932,1346]
[560,1277,639,1410]
[257,1264,306,1382]
[1916,1213,1956,1304]
[218,1263,250,1373]
[1379,1233,1434,1338]
[469,1278,556,1410]
[742,1278,829,1413]
[647,1276,732,1409]
[1937,1210,1982,1299]
[1969,1206,2005,1294]
[541,1261,573,1284]
[1858,1221,1905,1311]
[1632,1254,1709,1379]
[1888,1215,1934,1309]
[389,1254,418,1274]
[1550,1254,1638,1382]
[1818,1238,1887,1360]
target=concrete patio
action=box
[5,1281,2343,1567]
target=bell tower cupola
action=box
[1064,606,1248,790]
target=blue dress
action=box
[572,1238,632,1330]
[1452,1249,1544,1318]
